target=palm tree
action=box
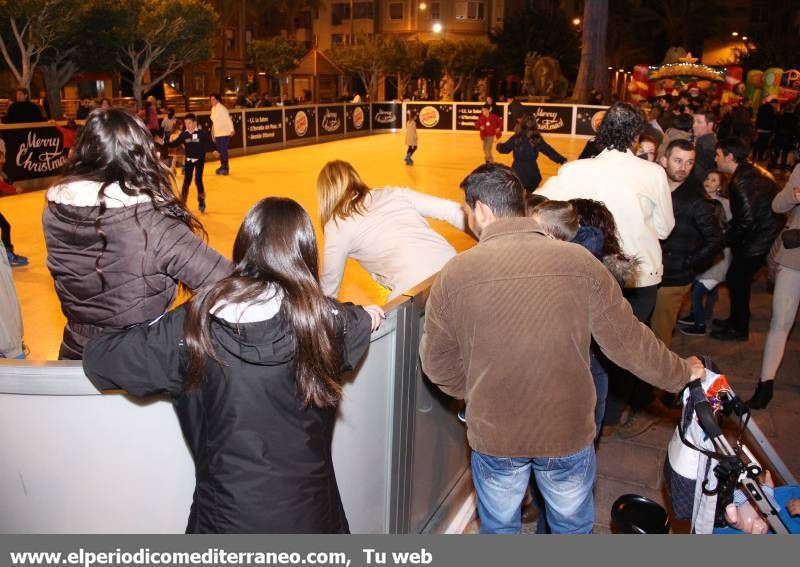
[571,0,608,103]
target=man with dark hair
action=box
[4,89,44,124]
[75,96,95,120]
[712,138,782,341]
[420,163,703,534]
[651,140,723,347]
[538,102,676,436]
[692,110,718,182]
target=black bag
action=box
[781,228,800,249]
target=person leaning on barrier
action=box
[43,108,232,359]
[84,198,384,533]
[419,163,705,534]
[317,160,466,301]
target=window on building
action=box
[455,1,485,21]
[353,2,374,19]
[428,2,441,20]
[332,3,351,25]
[332,33,347,46]
[389,2,404,21]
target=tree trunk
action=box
[40,64,65,120]
[219,29,228,94]
[133,71,145,109]
[571,0,609,103]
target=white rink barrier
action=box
[0,287,472,534]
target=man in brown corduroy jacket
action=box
[419,163,704,534]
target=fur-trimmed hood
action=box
[603,252,641,288]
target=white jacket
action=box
[210,103,235,138]
[322,187,465,300]
[538,149,675,287]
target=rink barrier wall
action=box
[0,281,473,534]
[0,102,609,192]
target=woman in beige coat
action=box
[750,164,800,408]
[317,160,465,301]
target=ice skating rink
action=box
[4,130,585,360]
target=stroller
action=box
[664,359,797,534]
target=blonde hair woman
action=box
[317,160,465,300]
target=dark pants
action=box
[406,145,417,157]
[215,136,230,169]
[0,212,11,253]
[726,253,766,334]
[604,284,658,425]
[754,131,772,162]
[181,160,206,206]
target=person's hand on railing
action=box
[685,355,705,380]
[362,305,386,331]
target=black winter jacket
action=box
[660,176,725,286]
[83,300,372,533]
[496,133,566,191]
[727,163,782,258]
[164,128,216,161]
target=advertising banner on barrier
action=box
[345,104,370,133]
[244,109,284,146]
[507,104,573,135]
[371,102,402,130]
[574,106,609,137]
[0,126,69,182]
[284,107,318,142]
[455,104,487,130]
[197,111,244,150]
[317,105,345,136]
[406,103,454,130]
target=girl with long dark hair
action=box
[496,113,566,192]
[43,108,231,359]
[83,197,384,533]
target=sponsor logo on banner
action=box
[14,131,67,175]
[294,111,309,137]
[419,106,440,127]
[375,109,396,124]
[352,107,365,129]
[534,107,565,131]
[321,110,341,132]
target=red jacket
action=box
[475,112,503,139]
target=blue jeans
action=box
[471,446,596,534]
[690,279,719,326]
[215,135,230,169]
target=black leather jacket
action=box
[661,176,725,286]
[727,163,782,258]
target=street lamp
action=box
[420,2,427,10]
[572,17,581,26]
[432,22,442,33]
[731,31,739,37]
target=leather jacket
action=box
[727,163,782,258]
[661,176,725,286]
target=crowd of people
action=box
[1,86,798,534]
